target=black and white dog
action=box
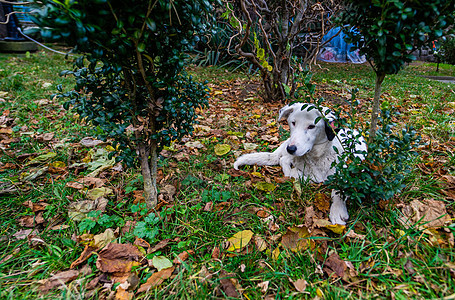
[234,103,367,224]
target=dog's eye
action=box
[291,121,296,126]
[308,125,316,129]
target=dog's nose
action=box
[287,145,297,154]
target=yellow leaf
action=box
[51,161,66,168]
[214,144,231,156]
[213,90,223,96]
[227,230,254,252]
[250,172,263,178]
[105,145,115,152]
[254,182,276,192]
[252,114,261,119]
[325,224,346,235]
[271,247,280,260]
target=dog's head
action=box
[278,103,336,156]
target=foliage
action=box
[440,35,455,65]
[326,103,420,207]
[297,71,420,207]
[79,211,125,233]
[133,212,160,241]
[222,0,344,102]
[29,0,216,207]
[338,0,455,140]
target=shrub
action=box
[440,36,455,65]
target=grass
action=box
[0,50,454,299]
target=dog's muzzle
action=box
[286,145,297,155]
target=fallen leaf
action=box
[173,250,195,264]
[399,199,451,229]
[39,270,80,293]
[257,281,269,293]
[137,267,175,292]
[254,182,276,192]
[115,286,133,300]
[185,141,205,149]
[152,256,173,271]
[87,187,113,201]
[271,247,280,260]
[80,137,104,147]
[70,245,97,269]
[290,278,308,292]
[212,246,220,259]
[96,243,142,273]
[314,193,330,212]
[281,226,310,252]
[227,230,254,252]
[149,239,172,253]
[94,228,116,249]
[243,143,258,150]
[25,152,56,166]
[219,271,239,298]
[13,229,39,240]
[214,144,231,156]
[253,236,267,252]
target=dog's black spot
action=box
[290,163,294,168]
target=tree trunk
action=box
[369,73,386,143]
[138,142,157,209]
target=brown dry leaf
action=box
[96,243,142,273]
[39,270,80,293]
[204,201,213,212]
[71,245,97,269]
[13,229,39,240]
[304,206,316,228]
[281,226,310,252]
[256,210,270,218]
[257,281,269,293]
[18,212,45,227]
[254,236,267,252]
[212,246,220,259]
[173,250,195,264]
[134,238,150,249]
[66,177,105,189]
[219,271,239,298]
[399,199,451,229]
[137,267,175,293]
[213,201,231,212]
[23,200,49,212]
[36,132,54,142]
[347,230,366,240]
[80,137,104,147]
[115,286,133,300]
[323,252,346,278]
[290,278,308,293]
[314,193,330,212]
[149,239,171,253]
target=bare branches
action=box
[224,0,344,101]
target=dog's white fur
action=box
[234,103,367,225]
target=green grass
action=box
[0,50,454,299]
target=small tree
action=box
[30,0,215,208]
[339,0,455,141]
[223,0,344,102]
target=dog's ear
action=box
[278,104,294,122]
[325,121,336,141]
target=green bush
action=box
[440,36,455,65]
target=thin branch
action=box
[0,11,26,25]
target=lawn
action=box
[0,50,454,299]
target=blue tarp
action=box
[317,27,366,64]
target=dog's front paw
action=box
[329,200,349,225]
